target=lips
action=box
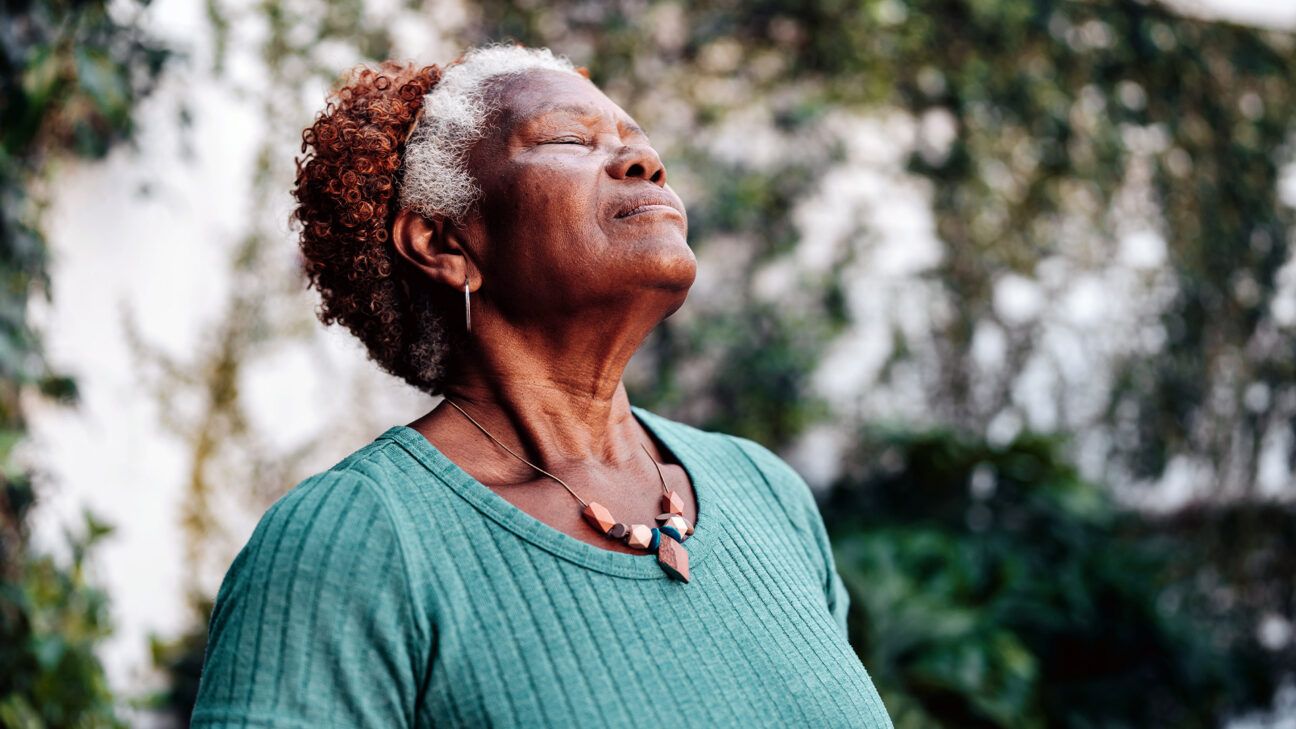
[613,196,683,219]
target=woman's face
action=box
[460,68,695,324]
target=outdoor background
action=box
[3,0,1296,726]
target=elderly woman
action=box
[190,43,893,728]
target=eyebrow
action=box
[527,101,647,138]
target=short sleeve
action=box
[727,434,853,641]
[808,494,853,640]
[190,469,431,729]
[787,462,852,640]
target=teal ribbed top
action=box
[190,406,893,728]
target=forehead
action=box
[488,69,641,134]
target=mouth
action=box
[615,203,682,219]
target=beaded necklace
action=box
[443,398,694,582]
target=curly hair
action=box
[291,45,580,395]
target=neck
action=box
[434,316,654,472]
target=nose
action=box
[606,142,667,186]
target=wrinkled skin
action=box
[391,68,698,554]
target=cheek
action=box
[532,155,598,208]
[494,159,601,243]
[478,158,606,280]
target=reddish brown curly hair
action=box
[292,60,454,394]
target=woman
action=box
[190,43,893,728]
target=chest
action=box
[414,530,878,728]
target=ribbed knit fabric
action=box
[190,405,894,728]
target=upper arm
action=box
[190,469,431,729]
[795,469,853,641]
[728,435,853,641]
[822,527,853,640]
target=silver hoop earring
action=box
[463,277,472,333]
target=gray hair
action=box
[398,44,581,393]
[399,44,581,222]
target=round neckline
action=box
[379,404,717,580]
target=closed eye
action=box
[544,136,588,145]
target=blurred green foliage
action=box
[0,505,124,729]
[824,429,1286,727]
[0,0,168,725]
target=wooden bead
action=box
[657,536,690,582]
[608,522,629,539]
[625,524,654,549]
[582,502,616,534]
[661,490,685,515]
[655,512,676,523]
[685,519,695,536]
[660,524,683,542]
[648,527,661,552]
[666,515,690,538]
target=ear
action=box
[391,208,479,290]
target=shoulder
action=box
[249,465,390,549]
[246,440,408,560]
[722,431,807,488]
[217,466,405,608]
[630,405,818,536]
[211,439,432,644]
[248,430,433,553]
[711,429,849,631]
[722,431,821,537]
[195,440,433,727]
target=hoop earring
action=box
[464,276,472,333]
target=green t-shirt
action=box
[190,405,894,728]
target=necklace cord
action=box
[441,398,671,512]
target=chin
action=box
[642,234,697,291]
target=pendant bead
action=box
[582,502,617,534]
[656,536,690,582]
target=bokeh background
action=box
[3,0,1296,726]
